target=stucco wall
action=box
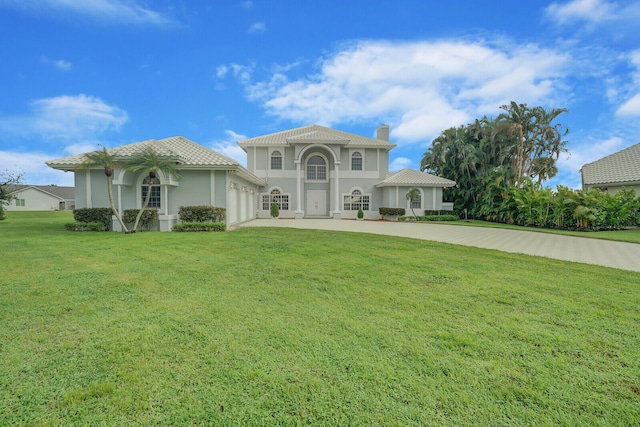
[4,188,62,211]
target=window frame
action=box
[261,188,290,211]
[351,151,363,171]
[141,176,161,209]
[342,188,370,211]
[305,154,328,182]
[270,150,283,170]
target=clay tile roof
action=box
[581,142,640,186]
[375,168,456,187]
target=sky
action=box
[1,0,639,189]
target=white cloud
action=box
[241,1,253,9]
[617,94,640,116]
[41,56,72,71]
[242,40,569,145]
[0,150,75,186]
[208,130,248,167]
[545,0,615,25]
[616,50,640,116]
[389,157,413,172]
[0,94,128,141]
[0,0,175,25]
[248,21,267,34]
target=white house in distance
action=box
[581,142,640,195]
[46,125,455,230]
[4,185,75,211]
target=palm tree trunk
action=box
[107,177,128,233]
[132,178,153,232]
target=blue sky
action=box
[1,0,639,189]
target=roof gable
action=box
[375,168,456,187]
[9,185,75,200]
[581,142,640,186]
[238,124,395,149]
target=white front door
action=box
[306,190,327,216]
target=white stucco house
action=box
[239,124,456,219]
[4,185,75,211]
[581,142,640,195]
[46,136,266,231]
[46,125,455,231]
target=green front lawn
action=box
[1,212,639,426]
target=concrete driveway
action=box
[239,219,640,273]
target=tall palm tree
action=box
[125,148,181,232]
[78,148,129,233]
[406,187,421,219]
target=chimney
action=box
[376,124,389,141]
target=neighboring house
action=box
[46,136,266,231]
[46,125,455,231]
[581,142,640,195]
[4,185,75,211]
[238,124,456,219]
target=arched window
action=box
[142,176,161,208]
[343,189,370,211]
[306,155,326,180]
[271,150,282,170]
[351,151,362,170]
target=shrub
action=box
[270,203,280,218]
[73,208,112,231]
[178,205,226,223]
[357,208,364,219]
[123,209,158,231]
[65,222,108,231]
[399,215,459,222]
[379,207,405,218]
[172,222,226,232]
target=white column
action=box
[333,161,341,219]
[295,161,303,215]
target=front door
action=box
[306,190,327,216]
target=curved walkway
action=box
[239,219,640,273]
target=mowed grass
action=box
[1,211,639,426]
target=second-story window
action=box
[351,151,362,170]
[271,150,282,170]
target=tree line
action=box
[421,101,639,230]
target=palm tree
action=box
[125,148,181,232]
[78,148,129,233]
[406,187,421,219]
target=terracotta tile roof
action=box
[237,124,396,149]
[375,168,456,187]
[581,142,640,186]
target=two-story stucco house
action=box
[239,124,456,220]
[46,124,455,230]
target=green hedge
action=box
[73,208,112,231]
[398,214,459,222]
[123,209,158,230]
[172,222,226,232]
[65,222,108,231]
[178,206,226,223]
[379,207,405,217]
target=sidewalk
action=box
[239,219,640,273]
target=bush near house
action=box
[123,209,158,231]
[73,208,113,231]
[379,207,405,219]
[178,205,226,223]
[399,214,459,222]
[172,222,226,232]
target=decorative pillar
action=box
[333,161,341,219]
[294,160,303,219]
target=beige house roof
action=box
[581,142,640,186]
[9,185,75,200]
[46,136,266,186]
[375,168,456,187]
[238,124,396,149]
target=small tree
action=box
[357,208,364,219]
[406,187,420,219]
[270,202,280,218]
[0,170,23,220]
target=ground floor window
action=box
[15,198,25,206]
[262,189,289,210]
[411,194,422,209]
[343,189,370,211]
[142,176,161,208]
